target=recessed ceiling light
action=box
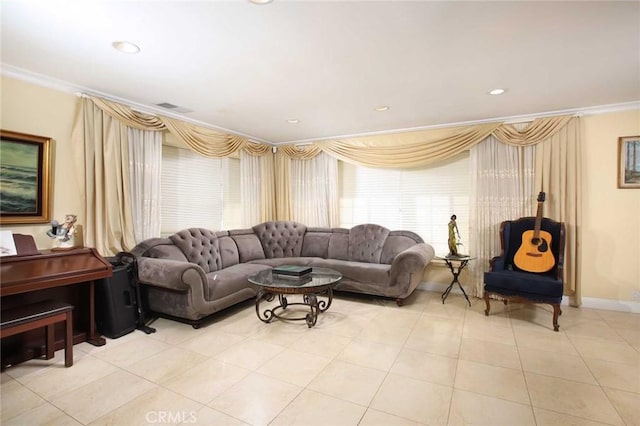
[249,0,274,4]
[375,105,390,112]
[112,41,140,54]
[488,88,506,95]
[287,119,300,124]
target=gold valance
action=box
[493,115,573,146]
[277,115,574,168]
[84,94,574,166]
[83,95,273,158]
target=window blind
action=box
[161,145,231,235]
[339,151,470,255]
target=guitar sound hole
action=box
[531,238,541,245]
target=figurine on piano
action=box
[47,214,77,246]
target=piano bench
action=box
[1,300,74,367]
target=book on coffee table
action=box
[273,274,313,285]
[273,272,311,280]
[272,265,312,277]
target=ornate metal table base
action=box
[255,287,333,328]
[440,256,473,307]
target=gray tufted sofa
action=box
[131,221,435,327]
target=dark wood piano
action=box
[1,247,112,368]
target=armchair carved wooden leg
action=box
[552,303,562,332]
[483,291,491,316]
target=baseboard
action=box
[568,296,640,314]
[417,282,640,313]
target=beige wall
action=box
[1,77,82,248]
[1,76,638,303]
[581,110,640,302]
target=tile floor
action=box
[1,290,639,425]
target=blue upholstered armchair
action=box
[483,217,566,331]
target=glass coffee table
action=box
[248,267,342,328]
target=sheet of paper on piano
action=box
[0,230,17,256]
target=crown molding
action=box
[280,101,640,145]
[1,64,272,145]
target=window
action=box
[161,146,240,235]
[339,151,470,255]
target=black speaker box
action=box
[95,258,138,339]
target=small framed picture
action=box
[0,130,52,224]
[618,136,640,189]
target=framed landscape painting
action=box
[0,130,52,224]
[618,136,640,189]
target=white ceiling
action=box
[2,1,639,144]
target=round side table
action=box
[436,255,474,306]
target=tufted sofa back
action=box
[294,224,422,264]
[169,228,222,273]
[348,224,390,263]
[252,221,307,258]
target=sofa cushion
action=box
[327,228,349,260]
[484,270,563,299]
[348,224,390,264]
[229,229,266,263]
[204,263,269,301]
[218,234,240,268]
[301,228,332,258]
[170,228,221,273]
[252,221,306,258]
[312,258,390,285]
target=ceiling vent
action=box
[155,102,193,114]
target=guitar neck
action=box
[533,201,543,238]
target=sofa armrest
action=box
[136,257,207,293]
[388,243,435,286]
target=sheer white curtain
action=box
[290,152,339,227]
[240,150,262,227]
[469,133,535,297]
[128,128,162,243]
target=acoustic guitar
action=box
[513,192,555,273]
